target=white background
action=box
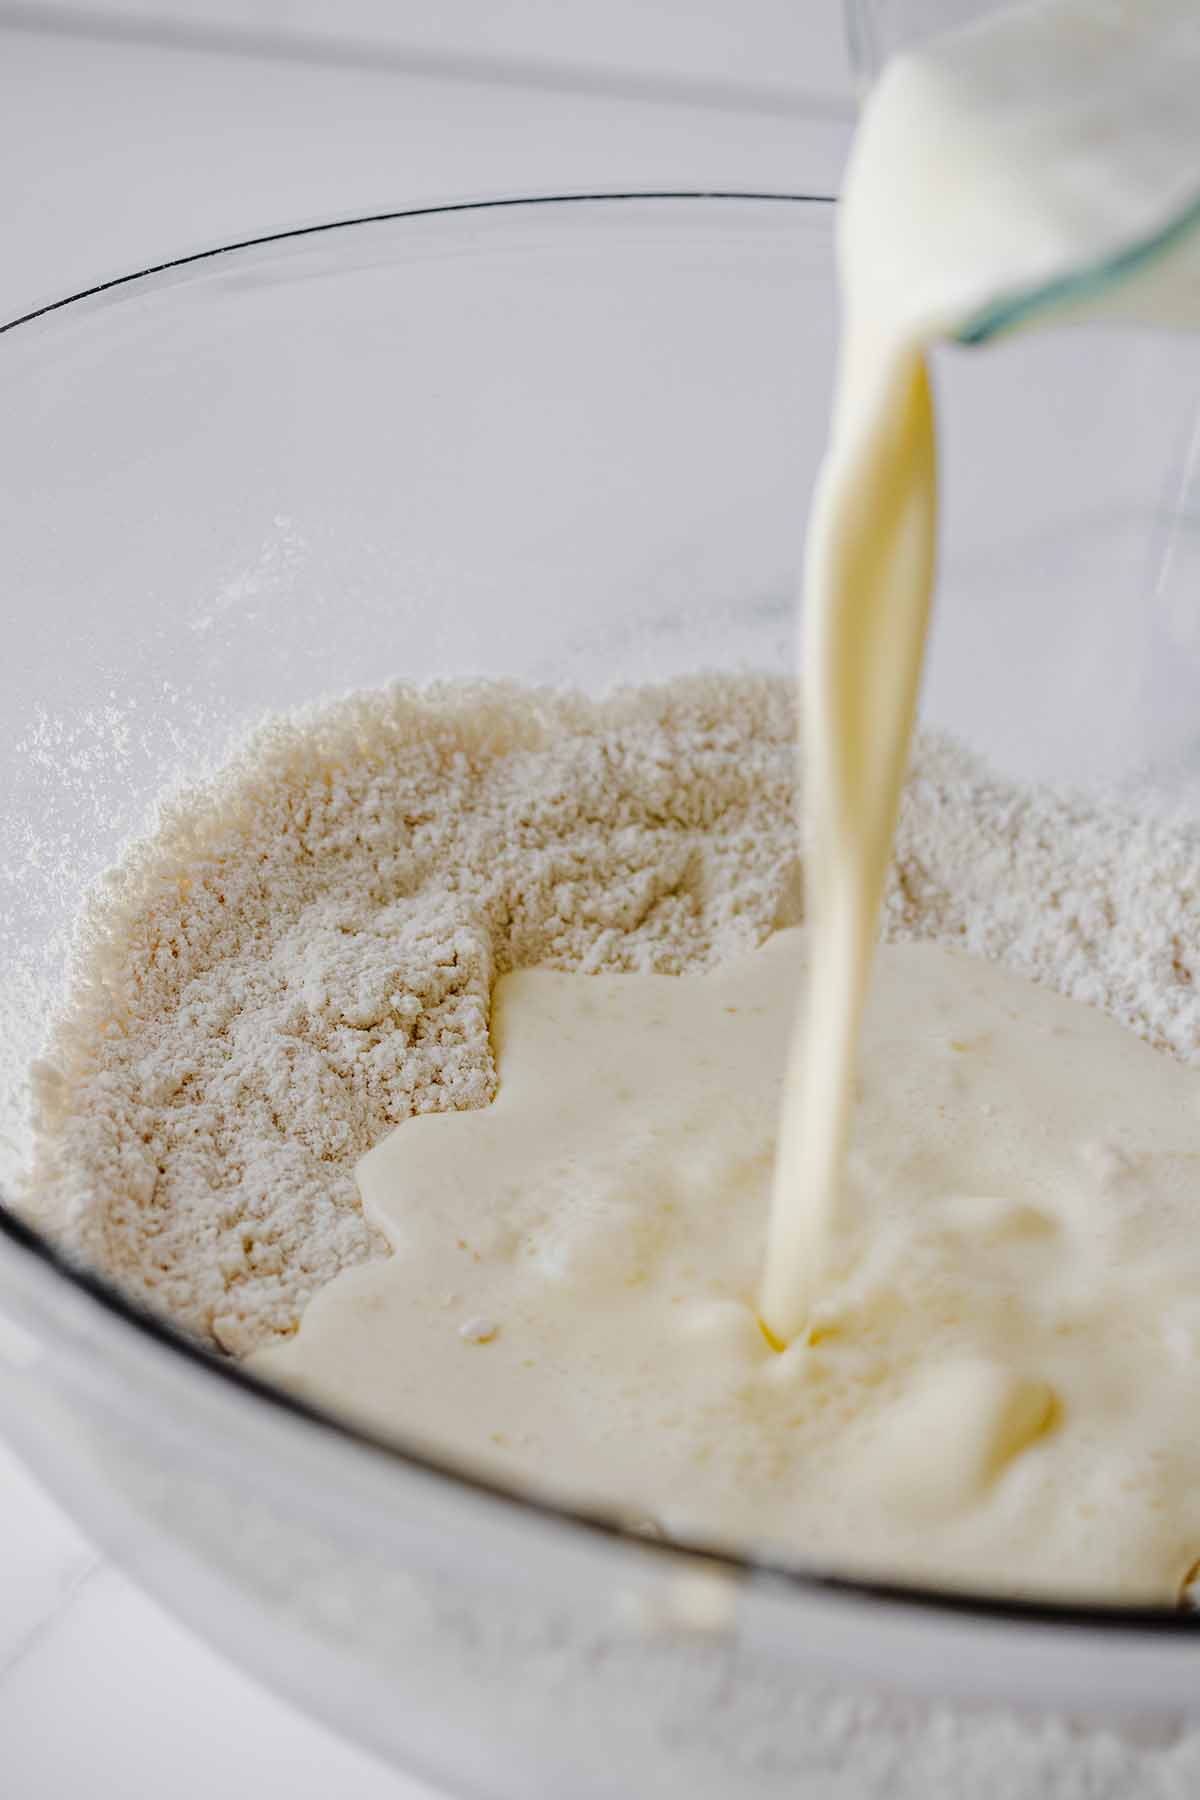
[0,5,852,1796]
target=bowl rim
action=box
[2,188,1194,1645]
[0,187,829,335]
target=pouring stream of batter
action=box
[761,0,1200,1343]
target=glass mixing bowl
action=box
[3,195,1200,1796]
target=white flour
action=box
[29,676,800,1353]
[29,672,1200,1361]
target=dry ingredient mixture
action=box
[29,672,1200,1362]
[31,676,798,1353]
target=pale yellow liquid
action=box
[761,0,1200,1344]
[253,0,1200,1599]
[761,347,936,1342]
[255,930,1200,1600]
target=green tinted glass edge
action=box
[956,189,1200,346]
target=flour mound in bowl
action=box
[28,677,800,1351]
[27,673,1200,1355]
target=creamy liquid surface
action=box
[255,0,1200,1600]
[255,931,1200,1601]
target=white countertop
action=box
[0,9,852,1794]
[0,1440,413,1795]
